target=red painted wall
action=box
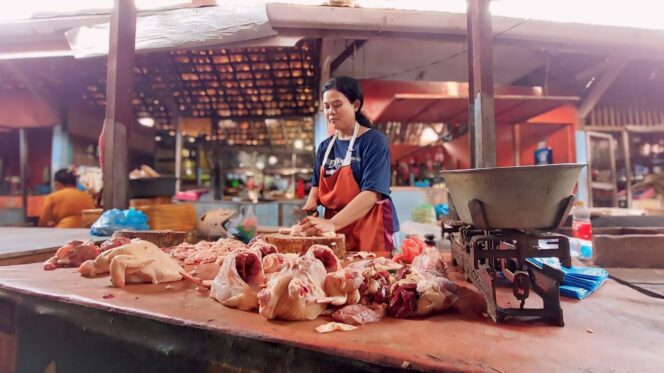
[0,92,57,128]
[390,145,446,165]
[359,79,544,122]
[359,80,578,169]
[0,127,52,190]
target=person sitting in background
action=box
[39,169,95,228]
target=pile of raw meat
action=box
[184,236,460,330]
[44,236,460,331]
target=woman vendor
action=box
[300,76,399,255]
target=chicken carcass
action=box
[257,256,327,321]
[304,245,341,273]
[210,249,266,311]
[99,237,131,252]
[331,304,386,325]
[44,240,100,270]
[248,239,278,257]
[79,239,184,287]
[262,253,298,275]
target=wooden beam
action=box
[577,57,628,120]
[330,40,367,74]
[101,0,137,210]
[467,0,496,169]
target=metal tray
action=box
[442,164,585,229]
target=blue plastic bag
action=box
[530,257,609,300]
[434,203,449,218]
[90,208,150,236]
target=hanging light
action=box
[420,127,439,146]
[138,117,155,127]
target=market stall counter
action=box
[0,254,661,372]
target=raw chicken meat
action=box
[305,245,341,273]
[248,239,278,257]
[347,257,403,272]
[357,268,394,306]
[210,249,266,311]
[99,237,131,252]
[78,239,184,287]
[331,304,386,325]
[169,238,246,265]
[44,240,100,270]
[262,253,298,275]
[388,269,459,318]
[349,251,376,260]
[318,268,363,306]
[278,224,336,238]
[411,247,448,277]
[315,322,357,333]
[257,256,327,321]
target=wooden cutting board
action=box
[264,233,346,258]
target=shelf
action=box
[591,182,616,191]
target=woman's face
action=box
[323,89,359,132]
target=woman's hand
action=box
[300,216,336,236]
[301,198,318,211]
[301,186,319,211]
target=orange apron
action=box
[318,123,395,255]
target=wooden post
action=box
[467,0,496,169]
[622,130,633,208]
[101,0,136,209]
[19,129,28,224]
[175,117,183,192]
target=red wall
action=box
[359,79,544,122]
[0,92,57,128]
[0,127,52,189]
[390,145,445,165]
[359,80,578,169]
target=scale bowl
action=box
[441,164,586,229]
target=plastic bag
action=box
[434,203,449,219]
[529,257,609,300]
[412,204,437,224]
[392,236,426,264]
[90,208,150,236]
[228,205,258,244]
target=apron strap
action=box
[320,122,360,170]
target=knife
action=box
[291,207,317,222]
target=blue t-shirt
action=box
[311,129,399,232]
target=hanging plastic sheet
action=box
[65,2,280,58]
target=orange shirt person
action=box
[39,169,95,228]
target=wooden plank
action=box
[101,0,137,210]
[330,40,367,74]
[578,58,627,120]
[467,0,496,168]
